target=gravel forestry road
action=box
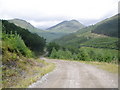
[29,57,118,88]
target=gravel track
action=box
[29,58,118,88]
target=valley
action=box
[8,19,85,42]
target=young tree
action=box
[50,48,57,58]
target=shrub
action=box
[2,33,33,58]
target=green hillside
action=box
[80,37,118,50]
[36,31,68,42]
[92,14,119,38]
[8,19,43,33]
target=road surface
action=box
[29,58,118,88]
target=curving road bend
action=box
[29,58,118,88]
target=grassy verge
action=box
[14,62,55,88]
[48,57,118,74]
[79,61,118,74]
[3,57,55,88]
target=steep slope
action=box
[54,14,119,50]
[2,20,46,54]
[92,14,119,38]
[1,24,54,88]
[47,20,85,33]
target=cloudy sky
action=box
[0,0,119,29]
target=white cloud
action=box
[0,0,119,28]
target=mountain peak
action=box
[70,19,79,22]
[47,20,85,33]
[11,18,28,23]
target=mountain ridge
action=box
[8,19,85,42]
[8,18,44,33]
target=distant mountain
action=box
[8,19,44,33]
[47,20,85,33]
[54,14,119,49]
[8,19,85,42]
[7,14,119,43]
[92,14,119,38]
